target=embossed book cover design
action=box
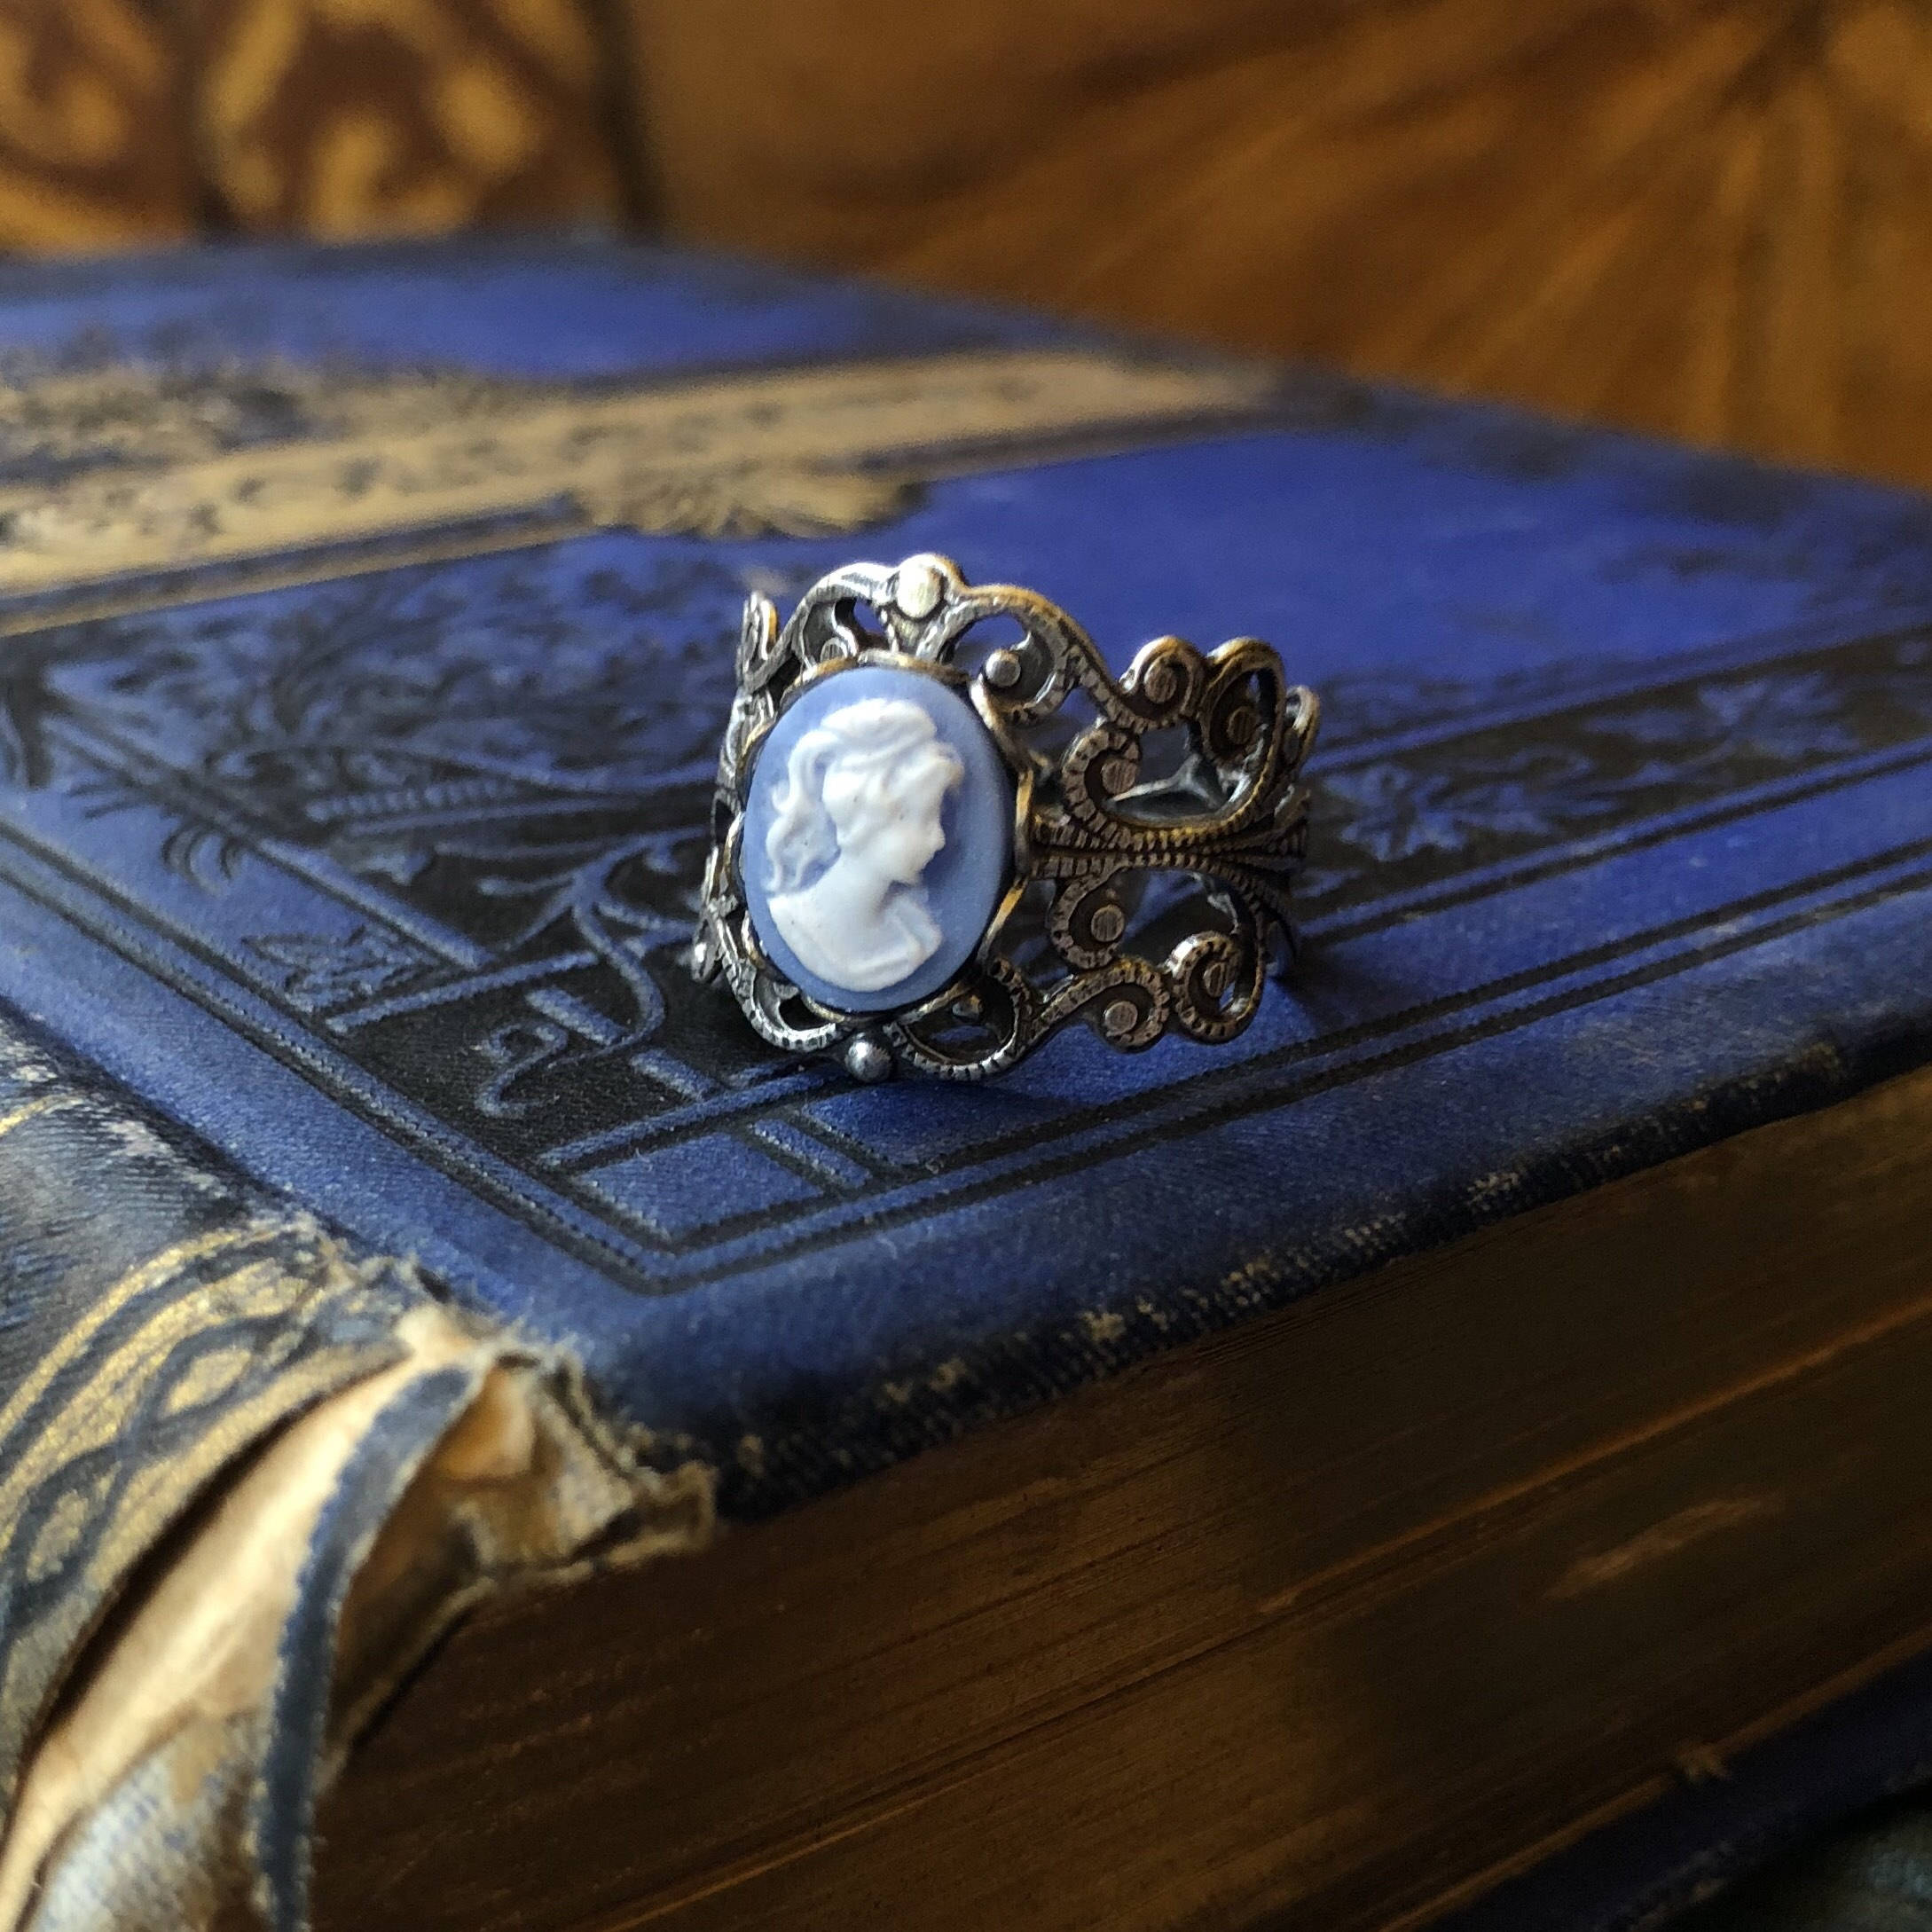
[0,241,1928,1510]
[0,239,1927,1931]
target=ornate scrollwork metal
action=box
[692,554,1320,1080]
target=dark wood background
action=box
[3,0,1929,491]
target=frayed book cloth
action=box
[0,1011,713,1932]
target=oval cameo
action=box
[742,665,1014,1012]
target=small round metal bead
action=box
[983,648,1024,690]
[844,1034,896,1082]
[892,555,946,620]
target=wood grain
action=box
[0,0,192,250]
[619,0,1932,490]
[189,0,622,237]
[312,1064,1932,1932]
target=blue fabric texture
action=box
[0,234,1926,1925]
[0,1000,712,1932]
[0,1004,434,1926]
[0,240,1922,1513]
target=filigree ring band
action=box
[691,554,1321,1081]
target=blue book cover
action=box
[0,237,1928,1932]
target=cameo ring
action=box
[691,554,1320,1081]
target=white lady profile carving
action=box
[763,695,965,993]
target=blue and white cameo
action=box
[742,665,1013,1012]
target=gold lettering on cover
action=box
[0,349,1276,593]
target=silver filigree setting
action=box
[692,554,1321,1080]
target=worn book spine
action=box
[0,1005,710,1932]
